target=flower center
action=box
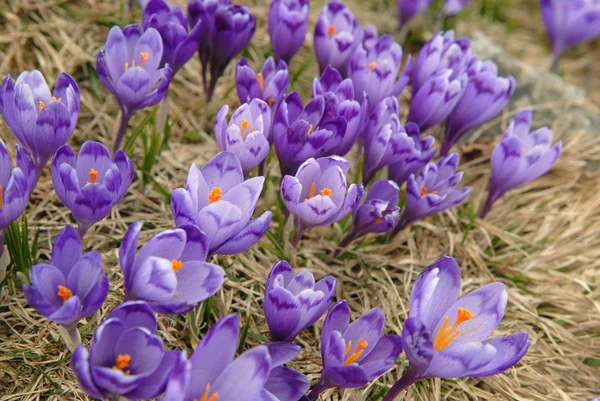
[112,354,132,375]
[88,168,98,184]
[344,338,368,366]
[369,62,376,70]
[124,51,149,72]
[196,383,219,401]
[420,186,438,196]
[257,72,264,92]
[328,25,336,38]
[433,307,474,351]
[304,182,332,201]
[266,97,275,106]
[57,285,72,303]
[172,259,183,273]
[38,96,62,112]
[0,185,4,208]
[307,124,314,135]
[374,218,382,224]
[208,187,223,203]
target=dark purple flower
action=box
[120,222,225,314]
[263,342,311,401]
[397,0,432,29]
[273,92,347,176]
[312,66,366,156]
[309,300,402,397]
[348,35,412,108]
[72,301,178,400]
[51,141,134,238]
[142,0,204,74]
[387,125,435,186]
[444,0,474,15]
[381,257,529,401]
[0,71,80,178]
[541,0,600,70]
[236,57,290,115]
[269,0,310,64]
[280,156,361,247]
[264,260,336,342]
[171,151,272,256]
[314,1,363,75]
[481,109,562,218]
[215,99,273,176]
[441,62,515,156]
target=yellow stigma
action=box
[267,97,275,106]
[328,25,336,38]
[172,259,183,273]
[241,119,250,137]
[369,62,376,70]
[38,101,45,111]
[308,182,316,199]
[208,187,223,203]
[141,51,149,66]
[37,97,61,112]
[124,52,149,72]
[257,72,264,91]
[89,168,98,184]
[198,383,219,401]
[433,307,474,351]
[320,187,332,197]
[344,338,368,366]
[51,96,61,102]
[0,185,4,208]
[112,354,132,375]
[307,124,314,135]
[57,285,73,303]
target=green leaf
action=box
[237,312,253,354]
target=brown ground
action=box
[0,0,599,400]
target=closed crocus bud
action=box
[171,151,272,256]
[262,342,311,401]
[119,222,225,314]
[264,260,336,342]
[188,0,230,72]
[540,0,600,71]
[0,71,80,179]
[441,62,515,156]
[398,0,432,29]
[268,0,310,64]
[314,1,363,75]
[51,141,134,239]
[142,0,204,75]
[280,156,361,247]
[308,300,403,398]
[387,124,435,186]
[349,35,412,107]
[481,109,562,218]
[72,301,178,400]
[236,57,290,115]
[361,24,379,51]
[215,99,273,176]
[0,139,35,256]
[273,92,347,176]
[444,0,474,16]
[312,66,366,156]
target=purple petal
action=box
[51,225,82,277]
[71,346,106,399]
[108,301,157,333]
[212,211,272,255]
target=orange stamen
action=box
[208,187,223,203]
[241,119,250,135]
[57,285,72,303]
[309,182,316,199]
[199,383,219,401]
[320,187,332,197]
[433,307,474,351]
[257,72,264,92]
[113,354,132,374]
[89,168,98,184]
[140,51,149,66]
[344,338,368,366]
[38,101,45,112]
[0,185,4,208]
[328,25,336,38]
[369,62,376,70]
[420,186,438,196]
[374,218,382,224]
[307,124,314,135]
[267,97,275,106]
[50,96,62,102]
[172,259,183,273]
[124,62,129,72]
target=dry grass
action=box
[0,0,599,400]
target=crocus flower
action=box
[441,62,515,156]
[269,0,310,64]
[72,301,178,400]
[23,226,108,347]
[171,151,272,256]
[480,109,562,218]
[397,0,432,29]
[51,141,134,238]
[314,1,363,75]
[361,25,378,51]
[96,25,172,152]
[312,66,365,156]
[142,0,204,75]
[387,123,435,186]
[381,257,530,401]
[236,57,290,114]
[390,153,472,238]
[215,99,273,176]
[273,92,347,176]
[541,0,600,71]
[262,342,311,401]
[337,180,400,253]
[348,34,412,108]
[120,222,225,314]
[308,300,403,398]
[0,139,35,256]
[264,260,336,342]
[0,71,80,179]
[444,0,474,15]
[280,156,361,247]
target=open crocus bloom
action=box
[236,57,290,115]
[120,222,225,314]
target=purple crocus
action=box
[390,153,472,239]
[541,0,600,71]
[481,109,562,218]
[362,25,378,51]
[215,99,273,176]
[281,156,361,247]
[96,25,172,152]
[72,301,178,400]
[51,141,134,239]
[262,342,311,401]
[269,0,310,64]
[314,1,363,75]
[312,66,365,156]
[236,57,290,115]
[273,92,347,176]
[120,222,225,314]
[0,71,80,179]
[387,125,435,186]
[348,34,412,108]
[397,0,432,29]
[308,300,403,398]
[444,0,474,15]
[0,139,35,256]
[171,151,272,256]
[381,257,530,401]
[441,62,515,156]
[142,0,204,75]
[23,225,108,348]
[264,260,336,342]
